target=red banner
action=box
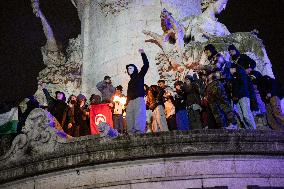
[89,104,113,135]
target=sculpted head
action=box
[201,0,216,12]
[160,8,173,31]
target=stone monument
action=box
[32,0,275,106]
[0,2,283,188]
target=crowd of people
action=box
[17,46,284,137]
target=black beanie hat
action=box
[228,44,238,51]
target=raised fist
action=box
[138,49,145,54]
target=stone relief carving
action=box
[31,0,58,51]
[35,36,83,105]
[0,108,67,167]
[97,0,132,16]
[143,2,274,87]
[31,0,82,104]
[185,0,230,43]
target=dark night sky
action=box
[0,0,283,112]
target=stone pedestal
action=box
[0,126,283,189]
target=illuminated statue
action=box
[185,0,230,42]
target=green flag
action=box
[0,107,18,135]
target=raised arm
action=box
[138,49,149,77]
[41,83,55,107]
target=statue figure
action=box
[185,0,230,42]
[143,8,186,71]
[0,109,68,167]
[31,0,58,51]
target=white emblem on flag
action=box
[95,114,106,125]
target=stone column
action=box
[80,0,201,98]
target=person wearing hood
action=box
[125,49,149,134]
[228,44,256,74]
[62,95,77,136]
[228,44,259,114]
[201,45,237,129]
[41,83,67,125]
[74,94,90,136]
[195,44,226,84]
[230,63,257,129]
[184,75,202,130]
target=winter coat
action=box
[184,82,201,107]
[42,88,67,125]
[231,67,250,102]
[233,54,256,70]
[257,75,281,103]
[174,90,187,112]
[126,53,149,101]
[96,81,115,102]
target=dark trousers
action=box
[113,114,123,133]
[166,114,176,131]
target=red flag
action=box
[89,104,113,135]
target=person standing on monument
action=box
[125,48,149,134]
[40,83,67,126]
[96,76,115,103]
[230,63,257,129]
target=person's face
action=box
[204,50,212,58]
[70,95,77,104]
[105,79,111,83]
[230,68,236,74]
[246,68,252,74]
[56,93,64,100]
[79,100,85,106]
[175,85,181,91]
[217,56,224,64]
[115,89,122,95]
[229,50,236,57]
[184,78,191,85]
[127,66,135,75]
[71,96,76,101]
[158,82,165,89]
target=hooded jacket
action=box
[42,88,67,124]
[229,45,256,70]
[231,67,250,101]
[96,80,115,102]
[257,75,281,103]
[126,53,149,101]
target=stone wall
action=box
[1,156,283,189]
[0,109,283,189]
[80,0,201,98]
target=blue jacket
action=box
[231,67,250,102]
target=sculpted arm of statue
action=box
[142,30,164,49]
[168,17,185,50]
[212,0,228,15]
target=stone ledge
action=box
[0,130,283,184]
